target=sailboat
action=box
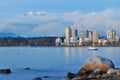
[88,43,98,50]
[88,46,98,50]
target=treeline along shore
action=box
[0,37,120,47]
[0,37,59,46]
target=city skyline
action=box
[56,27,119,46]
[0,1,120,37]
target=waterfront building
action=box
[107,29,116,43]
[70,28,78,44]
[116,36,120,43]
[88,31,93,42]
[64,27,78,45]
[70,37,77,45]
[98,39,102,45]
[98,39,107,46]
[64,27,71,45]
[71,29,77,39]
[79,30,89,44]
[92,31,99,43]
[79,38,84,45]
[65,27,71,39]
[80,30,89,38]
[64,39,67,45]
[84,38,89,42]
[102,39,108,46]
[63,27,119,46]
[55,37,62,46]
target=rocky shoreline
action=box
[1,56,120,80]
[0,69,11,74]
[66,56,120,80]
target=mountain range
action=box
[0,9,120,37]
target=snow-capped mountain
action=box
[0,9,120,37]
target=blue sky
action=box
[0,0,120,37]
[0,0,120,18]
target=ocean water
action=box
[0,47,120,80]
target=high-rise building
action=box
[79,38,84,45]
[107,29,116,42]
[80,30,89,38]
[70,29,78,44]
[64,27,71,45]
[88,31,93,42]
[71,29,77,39]
[116,36,120,43]
[64,27,78,45]
[93,31,99,43]
[65,27,71,39]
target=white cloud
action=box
[1,8,120,37]
[24,11,48,16]
[25,11,34,16]
[100,8,120,20]
[34,11,47,16]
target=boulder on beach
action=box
[0,69,11,74]
[66,56,116,80]
[77,56,115,76]
[66,72,76,80]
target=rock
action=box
[24,67,31,70]
[77,68,92,78]
[66,57,117,80]
[71,77,81,80]
[117,70,120,76]
[107,68,118,75]
[102,74,110,78]
[66,72,76,80]
[34,77,42,80]
[88,69,102,78]
[42,76,51,78]
[0,69,11,74]
[77,56,114,77]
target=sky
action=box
[1,0,120,17]
[0,0,120,37]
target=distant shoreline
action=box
[0,37,120,47]
[0,45,120,47]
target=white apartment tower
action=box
[107,29,116,42]
[64,27,71,45]
[88,31,93,42]
[70,28,78,44]
[92,31,99,43]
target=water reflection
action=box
[88,50,98,57]
[65,47,70,62]
[64,47,79,63]
[71,47,76,57]
[78,47,84,57]
[65,47,70,57]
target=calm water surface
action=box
[0,47,120,80]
